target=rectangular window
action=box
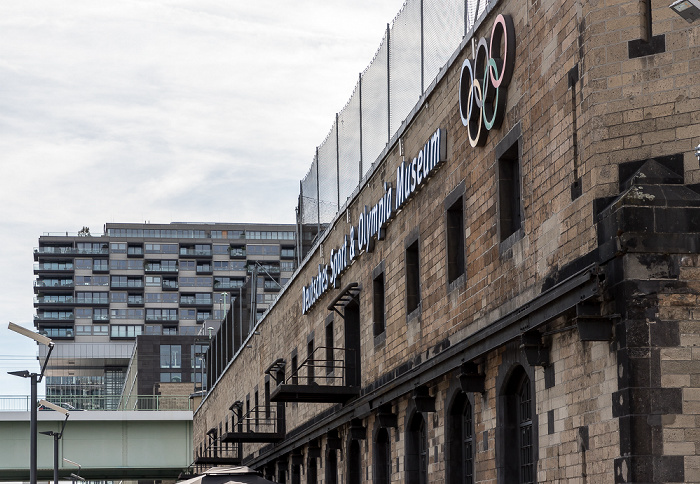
[291,353,298,385]
[325,320,334,374]
[75,259,92,270]
[110,243,127,253]
[496,128,523,243]
[145,276,161,286]
[446,183,466,284]
[93,259,109,272]
[110,260,127,270]
[213,245,229,255]
[307,339,314,384]
[373,262,386,337]
[110,292,127,303]
[180,260,196,271]
[160,345,182,368]
[75,308,92,319]
[406,238,420,315]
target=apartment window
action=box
[496,126,523,243]
[160,372,182,383]
[160,345,182,368]
[281,261,295,272]
[110,325,143,338]
[405,236,420,316]
[127,260,143,270]
[373,262,386,337]
[448,393,474,484]
[213,245,229,255]
[445,182,466,284]
[406,413,428,484]
[110,260,127,270]
[374,428,391,484]
[93,308,109,321]
[93,325,108,335]
[181,309,196,320]
[180,260,196,271]
[75,259,92,270]
[75,308,92,319]
[93,259,108,272]
[127,245,143,256]
[110,243,127,253]
[145,325,162,335]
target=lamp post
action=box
[7,322,55,484]
[38,399,70,484]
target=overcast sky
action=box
[0,0,407,397]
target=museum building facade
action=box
[194,0,700,482]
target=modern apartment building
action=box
[33,222,296,406]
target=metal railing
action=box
[286,346,353,387]
[0,395,193,411]
[298,0,492,254]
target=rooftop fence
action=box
[298,0,491,249]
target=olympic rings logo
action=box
[459,14,515,148]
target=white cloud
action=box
[0,0,406,395]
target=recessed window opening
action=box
[373,263,386,337]
[374,428,391,484]
[498,141,522,242]
[446,195,465,283]
[406,413,428,484]
[406,240,420,315]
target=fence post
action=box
[359,72,363,180]
[336,113,341,209]
[386,23,391,145]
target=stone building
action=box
[194,0,700,482]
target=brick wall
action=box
[194,0,700,481]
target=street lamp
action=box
[38,399,70,484]
[7,322,55,484]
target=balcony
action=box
[33,246,75,261]
[144,262,179,274]
[34,263,74,274]
[34,280,74,293]
[34,295,74,306]
[180,295,213,307]
[179,248,212,258]
[270,346,360,404]
[221,404,284,444]
[127,295,144,306]
[34,313,74,322]
[127,246,144,258]
[162,279,179,291]
[196,265,213,275]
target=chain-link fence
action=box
[297,0,492,257]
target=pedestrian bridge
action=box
[0,410,193,481]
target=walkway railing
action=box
[0,395,193,411]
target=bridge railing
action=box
[0,395,193,411]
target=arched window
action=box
[307,457,317,484]
[348,440,361,484]
[498,365,536,484]
[374,428,391,484]
[518,373,534,484]
[326,450,338,484]
[448,392,474,484]
[406,413,428,484]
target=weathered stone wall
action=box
[194,0,700,482]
